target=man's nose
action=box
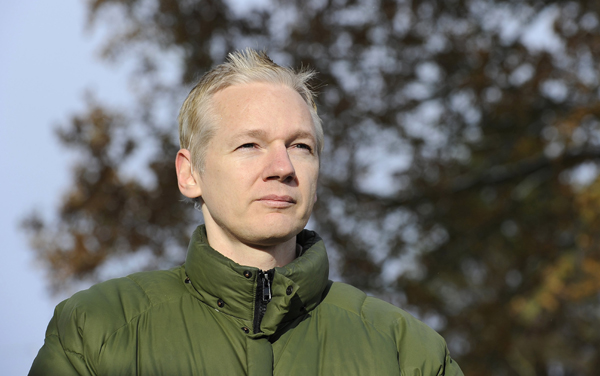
[263,145,296,182]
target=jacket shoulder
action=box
[321,281,417,323]
[323,282,441,337]
[55,267,185,355]
[322,282,458,374]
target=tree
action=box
[24,0,600,374]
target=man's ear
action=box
[175,149,202,199]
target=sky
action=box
[0,1,131,374]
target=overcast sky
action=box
[0,1,131,373]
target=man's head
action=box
[178,49,323,172]
[176,50,323,251]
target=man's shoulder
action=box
[316,282,459,374]
[321,281,448,353]
[56,267,186,335]
[69,266,183,304]
[322,281,420,321]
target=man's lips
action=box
[257,195,296,207]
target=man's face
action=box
[196,82,319,247]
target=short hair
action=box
[178,49,324,172]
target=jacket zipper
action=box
[253,269,273,334]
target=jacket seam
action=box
[96,295,189,369]
[103,297,180,340]
[97,276,184,354]
[55,332,87,374]
[320,296,397,343]
[45,332,84,359]
[360,297,399,343]
[125,275,155,305]
[64,347,85,359]
[322,297,409,374]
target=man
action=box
[30,49,463,375]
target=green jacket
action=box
[30,226,463,375]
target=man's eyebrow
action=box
[244,129,268,138]
[229,129,267,142]
[229,129,316,142]
[292,130,317,142]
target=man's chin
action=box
[244,224,304,247]
[250,232,298,247]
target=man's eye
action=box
[238,143,257,149]
[293,143,313,152]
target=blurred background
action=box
[3,0,600,374]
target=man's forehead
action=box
[210,82,315,133]
[212,82,308,110]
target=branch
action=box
[322,147,600,208]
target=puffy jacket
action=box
[30,225,463,375]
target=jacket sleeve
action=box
[441,345,464,376]
[28,300,92,376]
[388,305,464,376]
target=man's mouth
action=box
[257,195,296,207]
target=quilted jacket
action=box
[29,225,463,375]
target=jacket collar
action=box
[184,225,329,336]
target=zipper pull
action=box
[262,272,272,303]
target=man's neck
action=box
[204,223,297,270]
